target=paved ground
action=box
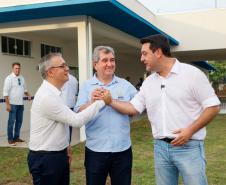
[0,131,29,148]
[220,108,226,114]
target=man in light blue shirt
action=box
[75,46,137,185]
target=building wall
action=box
[155,9,226,52]
[116,1,226,61]
[2,0,226,55]
[116,55,144,86]
[0,32,78,137]
[119,1,226,53]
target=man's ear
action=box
[155,48,163,59]
[46,69,54,78]
[93,62,97,71]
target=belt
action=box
[160,138,174,143]
[29,148,67,154]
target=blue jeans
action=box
[7,104,24,141]
[154,139,208,185]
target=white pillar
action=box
[77,16,93,142]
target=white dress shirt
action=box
[131,60,220,140]
[29,80,105,151]
[62,74,78,108]
[3,73,28,105]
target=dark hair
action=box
[12,62,21,68]
[140,34,171,57]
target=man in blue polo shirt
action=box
[75,46,137,185]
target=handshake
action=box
[91,88,112,105]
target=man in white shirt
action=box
[62,74,78,142]
[103,34,220,185]
[3,62,31,146]
[28,53,108,185]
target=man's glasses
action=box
[18,78,21,86]
[50,63,69,69]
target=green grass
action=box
[0,115,226,185]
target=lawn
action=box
[0,115,226,185]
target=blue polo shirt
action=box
[75,74,137,152]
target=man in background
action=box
[62,73,78,142]
[3,62,31,146]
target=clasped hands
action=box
[91,88,112,105]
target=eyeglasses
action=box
[50,63,69,69]
[18,78,21,86]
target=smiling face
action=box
[93,50,116,80]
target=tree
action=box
[209,61,226,90]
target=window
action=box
[41,43,62,57]
[1,36,31,57]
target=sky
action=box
[138,0,226,14]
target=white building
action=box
[0,0,225,146]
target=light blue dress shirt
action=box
[75,74,137,152]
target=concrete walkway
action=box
[0,131,29,148]
[220,108,226,114]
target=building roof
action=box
[0,0,179,45]
[192,61,215,71]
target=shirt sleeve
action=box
[127,82,138,99]
[69,75,78,95]
[74,83,89,112]
[192,70,220,109]
[74,77,79,96]
[130,85,146,114]
[41,95,105,128]
[3,77,10,97]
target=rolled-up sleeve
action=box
[130,87,146,114]
[192,70,220,109]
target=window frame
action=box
[1,36,31,57]
[40,43,62,57]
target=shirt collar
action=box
[154,58,181,78]
[12,72,20,78]
[43,80,62,96]
[90,73,119,86]
[170,59,181,74]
